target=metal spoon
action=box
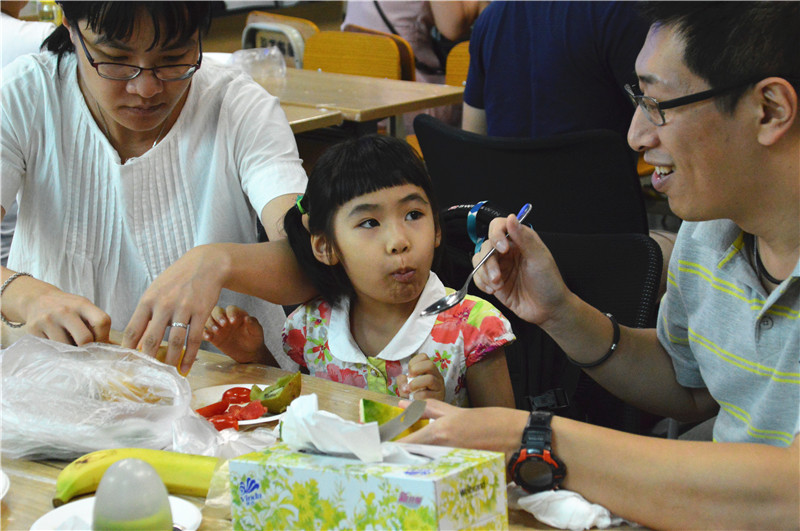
[420,203,532,317]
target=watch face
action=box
[518,459,554,490]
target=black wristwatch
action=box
[508,411,566,493]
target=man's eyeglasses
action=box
[624,79,759,126]
[76,29,202,81]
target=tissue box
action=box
[229,442,508,530]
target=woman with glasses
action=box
[0,1,312,373]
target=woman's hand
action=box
[203,305,276,365]
[122,244,229,375]
[396,353,445,401]
[472,214,569,326]
[1,271,110,345]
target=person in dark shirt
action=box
[463,1,648,139]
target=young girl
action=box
[206,135,515,408]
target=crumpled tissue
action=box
[279,394,428,464]
[509,484,639,530]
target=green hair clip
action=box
[296,194,306,215]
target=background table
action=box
[282,103,343,134]
[271,68,464,123]
[1,346,555,530]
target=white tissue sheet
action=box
[509,485,638,530]
[279,394,429,464]
[280,394,382,461]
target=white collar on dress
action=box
[327,271,447,363]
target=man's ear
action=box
[755,77,798,146]
[310,233,339,266]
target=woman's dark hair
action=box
[284,134,441,307]
[638,2,799,114]
[45,1,211,72]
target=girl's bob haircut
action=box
[284,134,441,306]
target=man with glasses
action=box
[1,2,313,372]
[402,3,798,528]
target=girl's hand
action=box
[203,305,276,365]
[396,353,445,401]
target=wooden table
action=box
[1,347,552,530]
[266,68,464,135]
[283,103,343,134]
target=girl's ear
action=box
[310,233,339,266]
[434,225,442,248]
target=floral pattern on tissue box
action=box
[229,442,508,530]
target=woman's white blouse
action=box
[1,53,307,368]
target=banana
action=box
[53,448,220,507]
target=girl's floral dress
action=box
[281,273,514,406]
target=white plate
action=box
[192,383,285,424]
[30,495,201,531]
[0,470,9,501]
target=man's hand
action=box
[398,399,528,461]
[472,213,569,326]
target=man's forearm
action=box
[553,417,799,529]
[542,293,716,421]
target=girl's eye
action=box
[406,210,424,221]
[358,219,379,229]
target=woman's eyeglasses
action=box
[76,29,202,81]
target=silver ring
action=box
[171,322,190,329]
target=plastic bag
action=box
[0,336,192,460]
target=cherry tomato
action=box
[222,387,252,405]
[208,414,239,431]
[238,400,268,420]
[195,400,227,418]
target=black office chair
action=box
[436,202,663,434]
[415,114,649,235]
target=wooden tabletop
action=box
[282,103,343,134]
[265,68,464,123]
[1,346,553,530]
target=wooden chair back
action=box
[341,23,416,82]
[303,31,402,80]
[445,41,470,87]
[245,10,319,42]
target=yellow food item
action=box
[359,398,429,441]
[98,380,166,404]
[53,448,219,507]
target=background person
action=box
[401,2,799,529]
[0,1,310,372]
[462,0,648,139]
[342,0,488,130]
[1,1,57,267]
